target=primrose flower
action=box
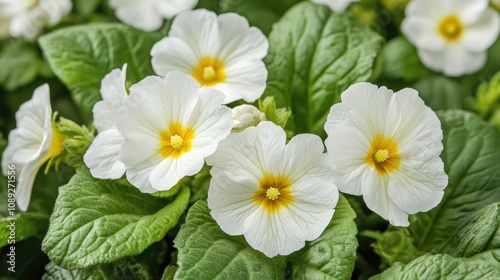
[109,0,197,32]
[151,9,268,104]
[324,82,448,226]
[1,84,66,211]
[207,121,339,257]
[231,104,266,132]
[0,0,72,40]
[310,0,360,12]
[401,0,500,77]
[117,71,233,193]
[84,65,128,179]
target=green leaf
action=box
[162,266,178,280]
[0,213,49,248]
[289,195,357,280]
[174,201,286,279]
[42,168,190,269]
[407,110,500,252]
[73,0,102,17]
[372,254,500,279]
[434,203,500,258]
[412,75,471,111]
[39,23,161,116]
[263,1,384,136]
[0,41,42,91]
[380,37,429,82]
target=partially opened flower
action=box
[324,82,448,226]
[207,121,339,257]
[109,0,198,32]
[0,0,72,40]
[84,64,128,179]
[231,104,266,132]
[117,71,233,193]
[1,84,66,211]
[151,9,268,104]
[310,0,360,12]
[401,0,500,77]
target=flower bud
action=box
[232,105,266,132]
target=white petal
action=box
[325,126,369,173]
[151,37,199,77]
[417,47,487,77]
[39,0,72,25]
[155,0,198,19]
[283,134,326,181]
[311,0,359,13]
[93,64,128,132]
[401,16,446,52]
[215,59,267,103]
[387,158,447,214]
[404,0,444,21]
[208,171,259,235]
[113,1,163,32]
[125,164,158,193]
[15,160,40,212]
[462,8,500,53]
[243,207,304,258]
[445,0,489,24]
[84,129,126,179]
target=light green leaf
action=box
[0,213,49,248]
[412,75,471,111]
[407,110,500,252]
[372,254,500,279]
[380,36,429,82]
[39,23,161,116]
[174,201,286,279]
[289,195,357,280]
[161,266,178,280]
[263,1,384,136]
[42,168,190,269]
[0,41,42,91]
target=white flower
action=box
[1,84,66,211]
[0,0,72,40]
[151,9,268,104]
[207,121,339,258]
[231,104,266,132]
[109,0,198,32]
[401,0,500,77]
[84,65,128,179]
[324,82,448,227]
[310,0,360,12]
[117,71,233,193]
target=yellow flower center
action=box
[159,123,194,158]
[438,15,463,41]
[265,187,280,201]
[192,57,226,86]
[254,173,293,213]
[365,135,401,175]
[47,124,66,160]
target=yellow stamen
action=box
[203,66,216,82]
[192,57,226,86]
[265,187,280,201]
[438,15,463,41]
[170,135,184,149]
[373,149,389,163]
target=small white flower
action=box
[151,9,269,104]
[310,0,360,12]
[0,0,72,40]
[84,65,128,179]
[207,121,339,258]
[109,0,198,32]
[401,0,500,77]
[1,84,66,211]
[117,71,233,193]
[231,104,266,132]
[324,82,448,227]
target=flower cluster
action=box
[3,5,452,259]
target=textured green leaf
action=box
[289,195,357,280]
[42,168,190,269]
[0,213,49,248]
[434,203,500,258]
[162,266,178,280]
[174,201,286,279]
[39,23,161,116]
[372,254,500,280]
[263,1,384,136]
[408,110,500,252]
[0,41,42,91]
